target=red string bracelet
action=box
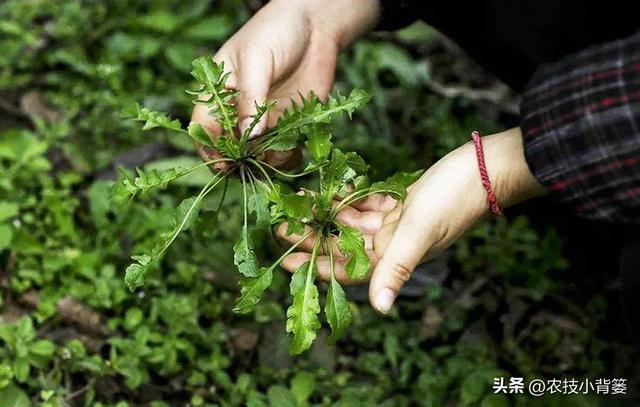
[471,131,503,216]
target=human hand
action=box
[191,0,380,170]
[278,128,547,313]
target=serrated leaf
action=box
[124,263,147,292]
[110,166,193,206]
[187,122,214,147]
[286,261,321,354]
[325,274,352,343]
[233,226,259,277]
[258,89,370,153]
[110,168,138,206]
[336,224,370,279]
[125,254,152,291]
[189,57,238,133]
[145,156,211,187]
[233,267,273,314]
[123,102,183,132]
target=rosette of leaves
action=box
[112,56,369,288]
[111,55,419,353]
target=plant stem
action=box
[304,235,323,303]
[252,159,324,178]
[267,231,314,273]
[240,167,248,230]
[247,159,275,188]
[200,158,235,167]
[211,176,229,225]
[328,238,336,282]
[302,236,322,318]
[246,167,258,194]
[178,158,235,180]
[155,172,227,260]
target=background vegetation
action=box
[0,0,637,405]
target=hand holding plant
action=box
[111,56,416,354]
[280,128,548,313]
[190,0,380,169]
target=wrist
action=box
[482,128,547,209]
[296,0,380,48]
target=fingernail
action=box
[375,288,396,314]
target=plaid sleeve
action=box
[521,32,640,224]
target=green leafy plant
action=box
[0,317,55,384]
[111,56,418,353]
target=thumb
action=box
[236,50,273,138]
[368,200,438,314]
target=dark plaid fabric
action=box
[378,0,640,224]
[521,32,640,224]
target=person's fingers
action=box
[276,223,317,252]
[381,203,403,226]
[281,252,311,273]
[281,252,377,286]
[277,223,362,254]
[261,148,301,171]
[350,193,398,212]
[191,103,223,138]
[368,199,439,314]
[334,204,385,235]
[235,48,274,138]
